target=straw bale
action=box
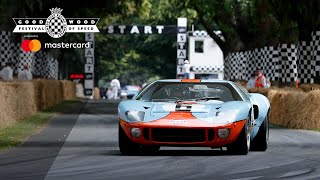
[296,90,320,129]
[93,87,100,99]
[0,79,76,129]
[300,83,320,92]
[268,89,320,129]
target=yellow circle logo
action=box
[21,39,41,52]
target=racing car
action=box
[118,79,270,155]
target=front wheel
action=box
[118,123,141,155]
[250,111,269,151]
[227,119,250,155]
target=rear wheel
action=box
[118,123,141,155]
[227,119,250,155]
[250,111,269,151]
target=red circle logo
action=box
[21,39,41,52]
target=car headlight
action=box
[214,110,239,124]
[125,110,145,122]
[218,128,230,139]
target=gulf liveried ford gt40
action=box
[118,79,270,155]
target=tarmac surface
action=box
[1,100,320,180]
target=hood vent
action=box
[175,104,192,112]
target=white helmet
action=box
[184,60,189,64]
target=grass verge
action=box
[0,99,81,151]
[270,124,286,129]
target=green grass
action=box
[269,123,286,129]
[0,99,81,151]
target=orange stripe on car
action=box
[181,79,201,82]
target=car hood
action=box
[118,100,251,124]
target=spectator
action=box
[106,87,113,99]
[0,62,13,81]
[18,64,33,81]
[108,78,121,99]
[254,68,267,88]
[247,73,256,89]
[100,88,106,99]
[183,60,191,79]
[266,77,271,88]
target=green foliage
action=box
[1,0,319,84]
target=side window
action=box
[234,83,250,101]
[195,40,204,53]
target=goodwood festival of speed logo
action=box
[45,8,67,38]
[12,7,99,38]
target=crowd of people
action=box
[247,69,271,89]
[2,60,269,95]
[0,63,33,81]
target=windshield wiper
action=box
[195,96,221,101]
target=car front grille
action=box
[151,128,206,142]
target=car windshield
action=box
[136,82,243,102]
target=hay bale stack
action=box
[60,80,76,100]
[268,89,320,129]
[300,83,320,92]
[0,79,76,129]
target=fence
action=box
[224,31,320,84]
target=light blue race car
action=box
[118,79,270,155]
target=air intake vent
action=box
[143,128,150,141]
[152,128,205,142]
[208,129,214,141]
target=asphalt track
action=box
[1,100,320,180]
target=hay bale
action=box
[0,79,76,129]
[300,83,320,92]
[297,90,320,129]
[0,81,37,128]
[93,87,100,99]
[268,90,290,126]
[248,88,270,97]
[268,90,304,128]
[235,80,247,87]
[268,89,320,130]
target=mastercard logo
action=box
[21,39,41,52]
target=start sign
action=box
[106,25,177,35]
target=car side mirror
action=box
[253,105,259,120]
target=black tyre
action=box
[250,111,269,151]
[118,123,141,155]
[227,119,250,155]
[141,145,160,154]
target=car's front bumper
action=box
[119,116,246,148]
